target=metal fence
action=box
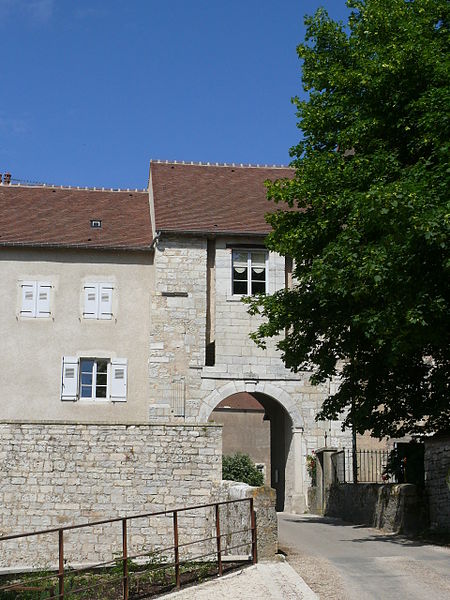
[332,449,392,484]
[0,498,257,599]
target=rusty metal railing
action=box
[0,497,257,599]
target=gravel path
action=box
[162,560,318,599]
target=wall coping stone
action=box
[0,420,221,428]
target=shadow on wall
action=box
[325,483,429,535]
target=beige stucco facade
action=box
[0,247,153,421]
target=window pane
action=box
[251,267,266,281]
[80,359,94,373]
[97,360,108,373]
[233,267,248,281]
[81,373,92,385]
[81,385,92,398]
[233,280,247,295]
[251,251,266,267]
[232,251,247,268]
[251,281,266,294]
[96,386,107,398]
[96,372,107,386]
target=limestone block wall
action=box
[214,239,286,374]
[0,422,222,569]
[425,435,450,532]
[148,236,207,420]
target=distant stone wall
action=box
[424,435,450,532]
[0,421,222,569]
[325,483,428,534]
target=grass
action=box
[0,557,245,599]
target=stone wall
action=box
[424,435,450,532]
[325,483,428,534]
[0,422,278,571]
[0,421,222,569]
[217,481,277,560]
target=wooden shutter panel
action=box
[37,282,51,317]
[99,284,113,319]
[83,284,98,319]
[21,281,36,316]
[61,356,79,400]
[110,358,127,401]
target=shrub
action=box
[222,452,264,486]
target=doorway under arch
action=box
[209,391,295,512]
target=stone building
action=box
[147,161,351,511]
[0,162,352,515]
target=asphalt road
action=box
[278,513,450,600]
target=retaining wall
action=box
[325,483,428,534]
[424,435,450,532]
[0,421,277,570]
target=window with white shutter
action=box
[61,356,79,400]
[83,285,98,319]
[83,283,113,319]
[110,358,127,401]
[61,357,127,402]
[20,281,52,317]
[99,284,113,319]
[37,282,51,317]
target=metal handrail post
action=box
[58,529,64,600]
[173,510,180,588]
[249,498,257,565]
[215,503,223,576]
[122,518,129,600]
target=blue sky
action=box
[1,1,349,189]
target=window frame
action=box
[61,356,127,403]
[231,249,269,296]
[79,358,110,402]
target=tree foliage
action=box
[248,0,450,438]
[222,453,264,486]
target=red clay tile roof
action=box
[150,161,294,234]
[0,185,152,250]
[215,392,264,411]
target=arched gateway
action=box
[200,381,307,513]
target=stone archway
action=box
[202,381,306,513]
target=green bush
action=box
[222,453,264,487]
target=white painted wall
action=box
[0,247,153,421]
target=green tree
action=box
[248,0,450,438]
[222,453,264,486]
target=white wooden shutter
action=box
[110,358,127,401]
[61,356,79,400]
[83,284,98,319]
[37,282,51,317]
[21,281,36,317]
[99,284,113,319]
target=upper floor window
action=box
[83,283,113,319]
[232,250,268,295]
[20,281,51,318]
[61,356,127,402]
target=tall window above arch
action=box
[232,250,268,295]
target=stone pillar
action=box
[285,426,307,513]
[315,447,338,514]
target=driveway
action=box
[278,513,450,600]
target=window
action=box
[80,359,108,399]
[20,281,51,317]
[61,356,127,402]
[232,250,268,295]
[83,283,113,319]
